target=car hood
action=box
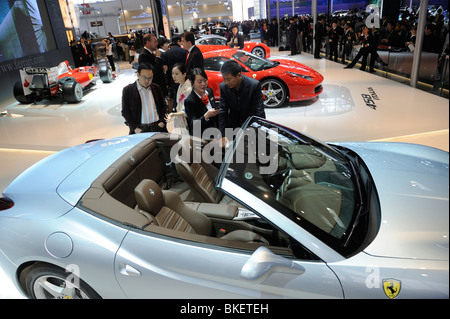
[338,142,449,261]
[272,58,323,79]
[3,134,150,220]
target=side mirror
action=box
[240,246,305,282]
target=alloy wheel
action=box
[33,274,90,299]
[261,79,286,108]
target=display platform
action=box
[0,50,448,298]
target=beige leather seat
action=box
[174,137,234,204]
[134,179,268,244]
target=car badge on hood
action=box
[383,279,401,299]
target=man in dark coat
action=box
[162,36,188,99]
[121,63,168,134]
[78,38,90,66]
[269,18,278,47]
[138,33,168,98]
[314,16,326,58]
[218,60,265,138]
[328,21,340,62]
[227,24,244,49]
[181,31,204,76]
[288,17,298,55]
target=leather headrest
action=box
[134,179,164,215]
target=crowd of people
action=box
[221,6,448,69]
[120,30,265,145]
[71,5,447,139]
[70,37,94,68]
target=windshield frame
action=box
[216,117,374,256]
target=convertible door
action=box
[114,230,343,298]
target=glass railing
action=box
[320,43,449,99]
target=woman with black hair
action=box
[344,26,376,72]
[184,68,219,137]
[166,63,191,135]
[102,38,116,72]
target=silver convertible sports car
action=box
[0,117,448,299]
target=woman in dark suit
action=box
[184,68,219,138]
[344,26,377,72]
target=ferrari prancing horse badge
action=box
[383,279,401,299]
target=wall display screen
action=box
[0,0,57,63]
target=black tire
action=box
[24,263,101,299]
[13,81,32,104]
[251,46,266,58]
[260,78,287,108]
[99,66,113,83]
[63,81,83,103]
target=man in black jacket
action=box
[314,16,326,58]
[181,31,204,76]
[121,63,168,134]
[218,60,265,138]
[227,24,244,49]
[288,17,298,55]
[138,33,168,98]
[328,21,340,62]
[163,36,188,99]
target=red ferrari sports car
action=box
[197,35,271,58]
[204,49,324,108]
[13,61,113,104]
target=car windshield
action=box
[218,117,363,252]
[232,51,278,71]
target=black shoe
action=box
[344,65,352,69]
[369,69,376,73]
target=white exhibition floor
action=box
[0,51,448,298]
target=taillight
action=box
[0,197,14,211]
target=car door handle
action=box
[240,246,305,281]
[119,263,141,277]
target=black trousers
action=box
[290,39,297,55]
[329,43,338,61]
[140,122,167,133]
[106,54,116,72]
[129,122,167,134]
[347,47,375,70]
[314,38,322,58]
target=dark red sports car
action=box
[204,49,324,108]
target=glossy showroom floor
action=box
[0,49,448,298]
